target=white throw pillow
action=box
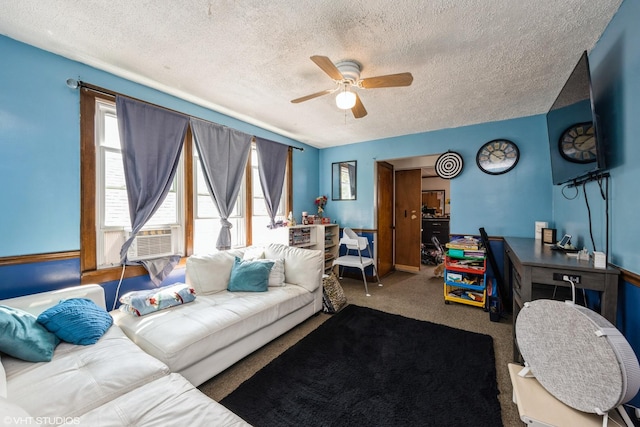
[243,246,265,260]
[241,258,285,286]
[265,244,323,292]
[267,258,285,287]
[185,252,236,295]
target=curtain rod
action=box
[68,79,304,151]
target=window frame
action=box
[94,99,185,269]
[80,86,292,283]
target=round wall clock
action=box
[559,122,596,163]
[476,139,520,175]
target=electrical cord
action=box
[111,264,126,311]
[561,183,579,200]
[583,180,597,252]
[598,175,610,261]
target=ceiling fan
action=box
[291,55,413,119]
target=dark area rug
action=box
[220,305,502,427]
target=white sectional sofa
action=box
[0,284,249,427]
[112,243,324,386]
[0,243,322,426]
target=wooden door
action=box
[394,169,422,272]
[376,162,394,276]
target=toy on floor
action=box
[421,236,446,265]
[433,262,444,278]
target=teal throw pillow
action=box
[0,306,59,362]
[228,257,274,292]
[37,298,113,345]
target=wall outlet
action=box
[553,273,581,284]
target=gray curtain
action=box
[190,117,252,250]
[255,137,289,228]
[116,96,189,284]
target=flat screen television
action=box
[546,51,606,185]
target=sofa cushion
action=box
[0,395,31,419]
[0,306,59,362]
[265,244,323,292]
[119,283,196,316]
[37,298,113,345]
[228,257,273,292]
[3,325,170,419]
[78,373,250,426]
[186,252,237,295]
[113,285,315,374]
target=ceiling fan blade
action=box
[310,55,344,81]
[291,89,333,104]
[351,93,367,119]
[360,72,413,89]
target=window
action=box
[80,87,292,281]
[94,100,184,268]
[193,147,246,254]
[251,145,287,245]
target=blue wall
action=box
[554,0,640,270]
[320,114,553,238]
[565,0,640,406]
[0,35,318,297]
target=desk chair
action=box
[332,227,382,296]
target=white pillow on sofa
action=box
[242,246,265,260]
[267,258,285,287]
[242,247,284,286]
[247,258,285,287]
[186,252,237,295]
[265,244,322,292]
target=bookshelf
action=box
[269,224,339,273]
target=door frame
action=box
[375,161,394,277]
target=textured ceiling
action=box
[0,1,622,148]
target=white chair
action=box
[332,227,382,296]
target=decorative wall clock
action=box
[476,139,520,175]
[559,122,596,163]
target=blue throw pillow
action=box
[228,257,274,292]
[0,306,59,362]
[37,298,113,345]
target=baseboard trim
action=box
[395,264,420,273]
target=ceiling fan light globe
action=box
[336,91,356,109]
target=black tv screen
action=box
[546,51,606,185]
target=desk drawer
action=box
[512,267,522,293]
[530,269,607,291]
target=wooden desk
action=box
[503,237,619,361]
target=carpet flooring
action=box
[220,304,502,427]
[199,266,522,426]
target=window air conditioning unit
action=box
[127,227,177,261]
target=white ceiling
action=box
[0,1,622,149]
